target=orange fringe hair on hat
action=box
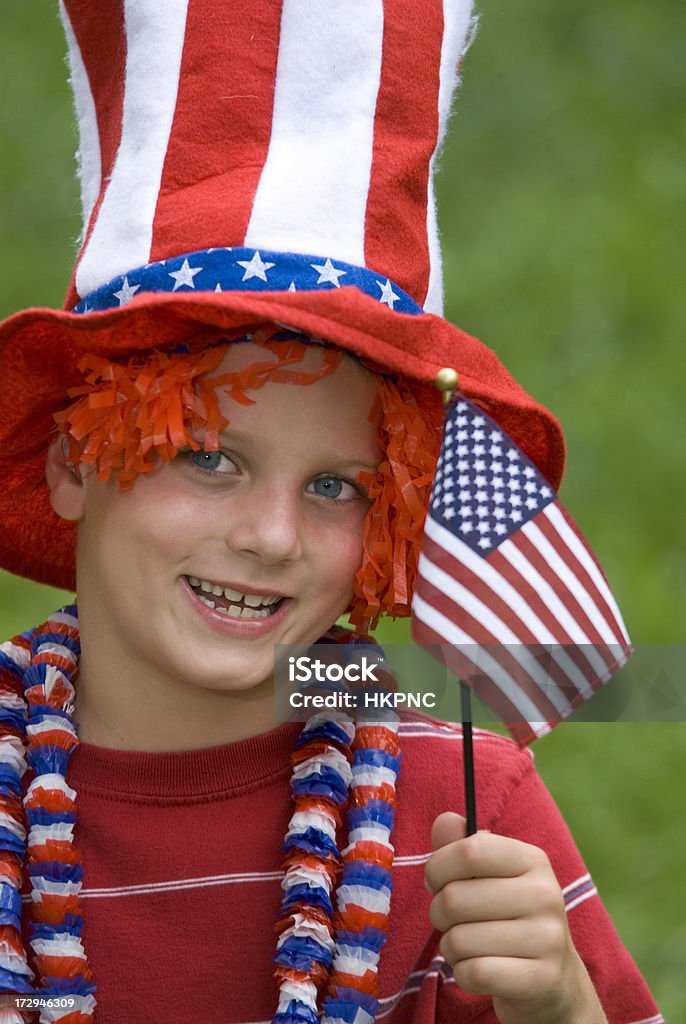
[54,326,443,633]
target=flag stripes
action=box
[412,396,631,744]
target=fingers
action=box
[431,810,467,851]
[425,828,549,894]
[447,955,560,1001]
[428,873,563,933]
[437,917,568,966]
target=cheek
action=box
[314,512,367,596]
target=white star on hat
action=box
[311,258,347,288]
[236,251,275,282]
[168,258,203,291]
[376,278,400,308]
[113,276,140,306]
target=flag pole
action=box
[434,368,477,836]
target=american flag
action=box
[411,396,631,745]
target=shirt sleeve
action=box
[436,756,664,1024]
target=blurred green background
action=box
[0,2,683,1017]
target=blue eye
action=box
[188,450,237,475]
[308,476,357,501]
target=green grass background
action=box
[0,2,683,1017]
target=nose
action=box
[226,481,303,565]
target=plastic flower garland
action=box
[0,608,400,1024]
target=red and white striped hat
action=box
[61,0,475,316]
[0,0,565,588]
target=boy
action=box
[0,3,662,1022]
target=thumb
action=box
[431,810,468,851]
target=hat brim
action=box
[0,286,565,590]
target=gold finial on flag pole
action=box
[434,367,459,406]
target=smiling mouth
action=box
[184,576,286,620]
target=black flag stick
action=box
[435,368,477,836]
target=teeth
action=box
[196,593,273,619]
[189,576,282,608]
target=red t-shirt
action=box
[57,718,661,1023]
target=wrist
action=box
[561,954,608,1024]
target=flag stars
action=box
[478,538,493,550]
[476,521,491,534]
[460,521,474,534]
[524,481,538,494]
[540,486,553,499]
[471,428,485,441]
[494,523,508,536]
[509,509,523,523]
[113,276,140,306]
[523,466,537,478]
[476,505,490,519]
[444,508,456,520]
[525,497,540,510]
[168,258,203,290]
[237,250,275,282]
[311,258,347,288]
[506,464,520,477]
[473,444,486,456]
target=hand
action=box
[424,812,608,1024]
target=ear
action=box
[45,437,86,522]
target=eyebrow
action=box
[213,427,380,472]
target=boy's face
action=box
[58,343,381,702]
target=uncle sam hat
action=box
[0,0,564,589]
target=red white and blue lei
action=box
[0,607,400,1024]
